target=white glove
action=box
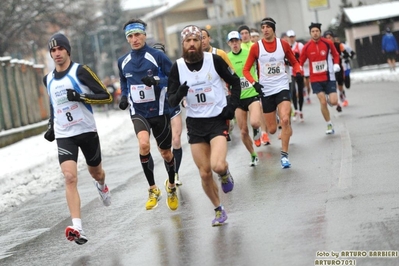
[333,64,341,73]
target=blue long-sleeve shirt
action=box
[382,33,399,53]
[117,43,172,118]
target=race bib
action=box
[312,60,327,73]
[130,84,156,103]
[186,85,215,108]
[263,61,284,76]
[57,103,84,128]
[240,77,251,90]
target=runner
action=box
[299,23,341,135]
[226,31,262,166]
[243,17,302,169]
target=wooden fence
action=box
[0,56,50,147]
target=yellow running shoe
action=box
[145,187,161,210]
[164,179,179,211]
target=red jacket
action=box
[299,37,340,83]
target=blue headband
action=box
[125,23,146,37]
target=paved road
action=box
[1,81,399,266]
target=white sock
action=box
[327,121,332,125]
[72,218,82,230]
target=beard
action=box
[182,46,203,63]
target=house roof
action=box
[344,1,399,24]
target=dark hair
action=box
[238,25,250,34]
[260,17,276,32]
[123,19,147,30]
[323,30,334,38]
[201,28,210,37]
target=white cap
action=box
[227,31,241,41]
[286,30,295,37]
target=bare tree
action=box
[0,0,102,60]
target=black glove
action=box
[66,89,84,102]
[344,59,350,64]
[176,81,189,99]
[221,96,238,120]
[119,96,128,110]
[141,76,160,87]
[44,120,55,142]
[294,52,300,60]
[253,82,264,96]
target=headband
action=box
[181,25,202,42]
[125,23,146,38]
[260,19,276,32]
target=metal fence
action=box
[0,56,50,146]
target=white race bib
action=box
[186,85,215,108]
[240,77,251,90]
[58,102,84,128]
[130,84,156,103]
[262,61,284,76]
[312,60,327,73]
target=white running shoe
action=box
[95,181,111,207]
[65,226,88,245]
[249,156,259,166]
[326,123,335,135]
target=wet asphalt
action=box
[1,81,399,266]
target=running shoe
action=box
[254,138,261,147]
[326,123,335,135]
[306,97,311,104]
[261,132,271,145]
[164,179,179,211]
[94,181,111,207]
[299,111,304,122]
[219,170,234,193]
[175,173,182,186]
[336,105,342,112]
[249,155,259,166]
[342,100,348,107]
[280,156,291,169]
[253,128,261,142]
[145,187,162,210]
[292,110,298,121]
[65,226,88,245]
[212,207,228,226]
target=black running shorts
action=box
[56,132,102,166]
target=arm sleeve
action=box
[243,42,259,84]
[167,63,182,107]
[282,41,301,74]
[213,54,241,105]
[77,65,113,104]
[160,53,173,83]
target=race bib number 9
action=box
[312,60,327,73]
[130,84,156,103]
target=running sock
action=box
[96,182,105,190]
[214,205,224,211]
[72,218,82,230]
[164,156,175,186]
[251,152,257,157]
[281,151,289,158]
[173,148,182,173]
[140,153,155,186]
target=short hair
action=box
[201,28,210,37]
